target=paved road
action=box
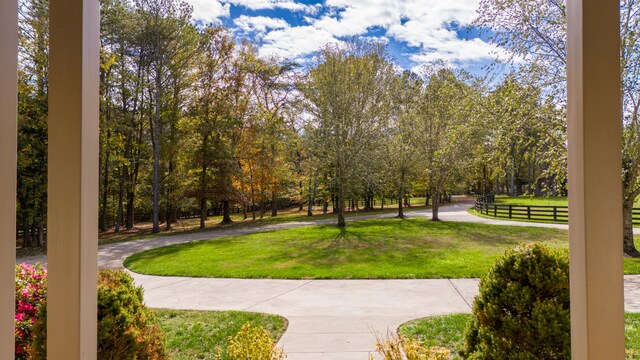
[17,199,640,359]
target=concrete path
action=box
[137,273,478,359]
[17,198,640,359]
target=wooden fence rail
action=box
[475,196,640,225]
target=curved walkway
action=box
[18,199,640,360]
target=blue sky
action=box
[186,0,508,75]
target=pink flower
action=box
[15,313,25,322]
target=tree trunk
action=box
[171,206,177,223]
[199,139,208,229]
[397,190,405,218]
[299,179,304,212]
[306,183,314,216]
[30,223,36,247]
[337,198,346,227]
[100,130,110,232]
[150,67,162,234]
[432,190,440,221]
[165,205,172,231]
[115,168,124,233]
[307,172,314,216]
[126,190,135,230]
[271,188,278,217]
[22,218,31,248]
[332,194,338,214]
[199,198,207,229]
[510,169,515,196]
[37,221,44,247]
[307,203,313,217]
[165,160,175,231]
[151,133,161,233]
[125,108,144,230]
[337,176,346,227]
[221,200,233,224]
[252,199,256,220]
[323,200,328,214]
[623,196,639,256]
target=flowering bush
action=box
[14,263,47,359]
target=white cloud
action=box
[184,0,509,69]
[234,15,290,33]
[260,25,338,60]
[255,0,507,69]
[187,0,230,24]
[222,0,320,13]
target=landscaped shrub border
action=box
[14,264,286,359]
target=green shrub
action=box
[29,269,166,359]
[226,323,285,360]
[462,243,570,359]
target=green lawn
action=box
[126,218,574,279]
[494,195,569,206]
[494,195,640,207]
[399,313,640,360]
[126,218,640,278]
[475,195,640,227]
[98,203,431,246]
[153,309,287,360]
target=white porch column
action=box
[0,0,18,357]
[567,0,625,358]
[47,0,99,357]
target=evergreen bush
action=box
[29,269,166,359]
[462,243,570,359]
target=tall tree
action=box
[415,66,474,220]
[386,70,421,218]
[17,0,49,247]
[184,26,234,229]
[302,40,394,227]
[136,0,194,233]
[247,54,295,217]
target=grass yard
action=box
[398,313,640,360]
[153,309,287,360]
[494,195,640,207]
[475,195,640,227]
[126,217,640,278]
[494,195,569,206]
[126,218,572,279]
[98,203,431,246]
